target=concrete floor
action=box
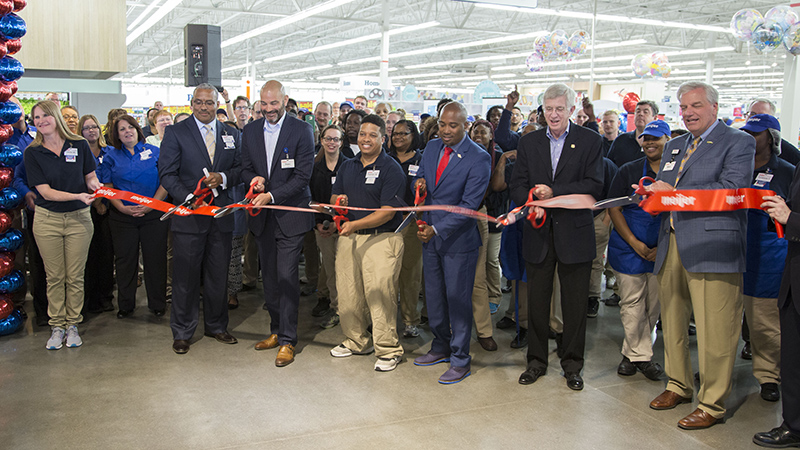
[0,280,782,450]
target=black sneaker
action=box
[496,317,516,329]
[604,293,621,307]
[587,297,600,318]
[311,298,331,317]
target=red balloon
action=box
[0,168,11,189]
[0,83,12,102]
[0,293,11,320]
[0,124,11,143]
[12,0,24,13]
[5,39,19,55]
[0,1,12,16]
[0,252,13,278]
[622,92,641,114]
[0,212,10,234]
[7,80,16,95]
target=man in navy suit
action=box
[241,80,314,367]
[159,83,242,354]
[412,102,491,384]
[509,83,603,391]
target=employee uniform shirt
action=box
[390,149,422,207]
[98,141,161,205]
[331,150,405,232]
[24,138,96,212]
[607,131,643,168]
[310,152,348,224]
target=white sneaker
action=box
[330,344,374,357]
[65,326,82,348]
[46,327,65,350]
[375,356,402,372]
[403,324,420,338]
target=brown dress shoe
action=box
[478,336,498,351]
[172,339,190,354]
[275,344,295,367]
[255,334,279,350]
[678,408,722,430]
[650,390,692,410]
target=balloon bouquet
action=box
[526,30,590,72]
[631,51,672,78]
[0,0,27,337]
[731,5,800,55]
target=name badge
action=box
[663,161,676,171]
[408,164,419,176]
[140,149,152,161]
[331,176,336,185]
[671,148,680,155]
[222,135,235,149]
[281,159,295,169]
[365,177,376,185]
[366,170,380,178]
[66,155,76,163]
[756,173,774,183]
[64,148,78,157]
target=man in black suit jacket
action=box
[159,83,242,354]
[242,80,314,367]
[510,83,603,391]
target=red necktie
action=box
[435,146,453,185]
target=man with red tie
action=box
[412,102,491,384]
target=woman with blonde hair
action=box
[24,101,102,350]
[145,109,174,147]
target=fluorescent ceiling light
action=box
[128,0,162,31]
[127,0,183,46]
[221,62,252,73]
[316,67,398,80]
[414,73,517,84]
[391,71,453,80]
[406,53,530,69]
[222,0,359,48]
[262,64,333,78]
[147,57,184,74]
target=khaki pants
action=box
[336,233,404,358]
[743,294,781,384]
[33,207,93,328]
[590,211,611,297]
[398,223,422,326]
[315,229,338,311]
[486,232,502,305]
[658,233,743,418]
[471,210,492,338]
[242,230,259,286]
[617,271,660,362]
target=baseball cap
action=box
[340,101,354,109]
[467,115,475,123]
[740,113,781,133]
[639,119,670,138]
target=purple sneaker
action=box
[439,365,471,384]
[413,351,450,366]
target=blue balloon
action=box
[0,228,22,252]
[0,186,20,209]
[0,143,20,167]
[0,56,23,82]
[0,308,22,336]
[0,13,26,40]
[0,269,22,293]
[0,101,20,125]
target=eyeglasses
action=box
[393,131,412,136]
[322,137,341,143]
[234,105,249,111]
[543,107,566,114]
[82,125,99,131]
[62,114,78,120]
[192,99,217,107]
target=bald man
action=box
[241,80,315,367]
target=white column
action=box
[379,0,390,93]
[781,56,800,146]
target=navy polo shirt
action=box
[390,149,422,207]
[98,141,161,205]
[608,156,657,200]
[331,150,405,232]
[607,131,643,168]
[24,138,96,212]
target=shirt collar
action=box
[546,121,570,141]
[444,133,468,154]
[693,119,720,142]
[194,116,215,134]
[263,112,286,133]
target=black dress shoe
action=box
[761,383,781,402]
[566,372,584,391]
[152,309,165,317]
[204,331,238,344]
[35,315,49,327]
[754,424,800,448]
[742,341,752,360]
[478,336,498,351]
[587,297,600,318]
[618,356,637,376]
[312,297,331,317]
[173,339,190,354]
[688,323,696,336]
[519,367,546,385]
[604,293,621,307]
[117,309,134,319]
[496,316,516,329]
[510,328,527,348]
[634,361,664,381]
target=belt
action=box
[355,229,390,235]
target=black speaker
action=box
[184,24,221,88]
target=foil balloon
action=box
[550,30,569,59]
[0,40,7,60]
[0,186,20,209]
[753,24,784,53]
[5,38,20,55]
[7,79,15,95]
[631,53,652,77]
[0,100,21,125]
[0,269,22,293]
[0,56,23,82]
[12,0,24,13]
[731,9,765,41]
[0,229,22,252]
[784,23,800,55]
[573,30,590,41]
[0,308,21,335]
[0,167,12,189]
[525,51,545,72]
[0,82,11,102]
[0,124,11,143]
[623,92,640,114]
[567,34,587,58]
[0,0,11,16]
[0,292,11,319]
[0,143,21,167]
[0,252,13,278]
[765,5,799,32]
[0,13,25,40]
[0,211,11,233]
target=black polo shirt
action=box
[331,150,405,232]
[390,149,422,207]
[24,138,96,212]
[310,152,348,225]
[608,156,657,201]
[607,131,644,168]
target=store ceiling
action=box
[122,0,790,102]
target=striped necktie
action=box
[203,124,215,164]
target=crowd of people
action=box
[7,79,800,446]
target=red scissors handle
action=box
[192,178,213,207]
[525,188,546,228]
[415,183,427,207]
[244,182,261,217]
[333,197,349,233]
[635,176,655,197]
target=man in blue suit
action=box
[159,83,242,354]
[242,80,314,367]
[412,102,491,384]
[645,81,755,430]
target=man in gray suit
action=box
[645,81,755,429]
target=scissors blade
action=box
[394,212,416,233]
[593,195,638,209]
[160,197,193,221]
[309,202,337,216]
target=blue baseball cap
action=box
[340,101,354,109]
[639,119,670,138]
[467,115,475,123]
[741,114,781,132]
